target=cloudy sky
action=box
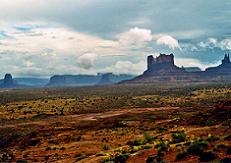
[0,0,230,77]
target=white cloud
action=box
[198,38,217,49]
[77,53,98,69]
[103,60,146,75]
[197,37,231,51]
[175,58,220,70]
[118,27,152,47]
[156,35,180,49]
[219,39,231,50]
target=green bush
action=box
[171,130,187,143]
[175,151,187,160]
[227,146,231,155]
[199,151,217,162]
[102,144,110,150]
[187,140,209,155]
[75,154,87,161]
[45,147,51,151]
[155,140,169,151]
[143,145,152,149]
[114,153,130,163]
[206,134,219,142]
[206,120,215,126]
[144,132,153,143]
[127,139,145,146]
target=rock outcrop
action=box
[47,74,135,87]
[144,53,185,76]
[0,74,20,88]
[205,54,231,74]
[4,74,14,86]
[97,73,113,85]
[124,53,231,84]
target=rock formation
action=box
[97,73,113,85]
[206,54,231,74]
[0,73,20,88]
[4,74,14,86]
[124,53,231,84]
[47,74,135,86]
[144,53,186,76]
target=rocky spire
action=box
[222,54,231,64]
[3,73,14,85]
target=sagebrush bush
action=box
[144,131,153,142]
[176,151,187,160]
[155,140,170,151]
[171,130,188,143]
[187,140,209,155]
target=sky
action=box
[0,0,231,77]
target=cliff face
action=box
[144,53,185,76]
[48,75,100,86]
[206,54,231,74]
[97,73,113,85]
[4,74,14,86]
[0,74,21,88]
[47,74,135,86]
[124,53,231,84]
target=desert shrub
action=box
[143,145,152,149]
[16,160,27,163]
[216,143,227,149]
[227,146,231,155]
[199,151,217,162]
[96,152,109,156]
[155,140,170,151]
[114,153,130,163]
[44,155,49,161]
[48,139,59,145]
[222,157,231,163]
[144,131,153,143]
[75,154,87,161]
[73,135,82,141]
[60,147,66,150]
[102,144,110,150]
[205,120,215,126]
[45,147,51,151]
[146,155,155,163]
[102,156,112,163]
[28,139,39,147]
[146,153,166,163]
[127,139,145,147]
[157,126,167,133]
[223,134,231,141]
[206,134,219,142]
[176,151,187,160]
[18,106,23,109]
[171,130,188,143]
[130,145,143,153]
[187,140,209,155]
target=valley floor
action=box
[0,84,230,162]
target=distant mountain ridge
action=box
[47,73,135,86]
[0,53,230,88]
[0,74,22,88]
[123,53,231,84]
[0,77,49,87]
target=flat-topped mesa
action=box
[145,53,185,76]
[147,53,174,69]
